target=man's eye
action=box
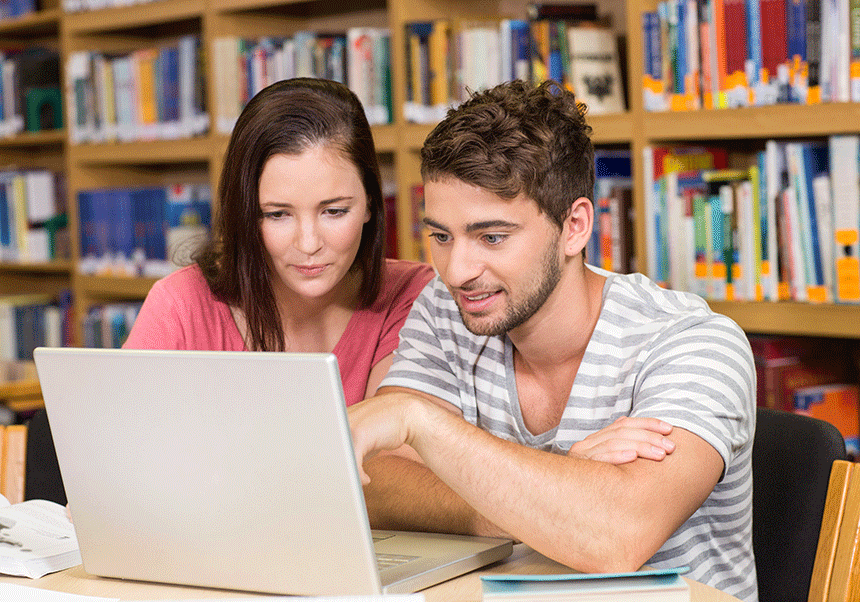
[483,234,506,245]
[429,232,450,244]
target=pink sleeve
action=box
[123,278,186,349]
[371,263,435,365]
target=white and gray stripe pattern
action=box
[382,266,758,602]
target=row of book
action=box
[65,35,207,144]
[1,48,61,137]
[0,168,69,263]
[404,16,625,124]
[0,292,73,362]
[642,0,860,112]
[77,183,211,278]
[587,149,635,274]
[750,335,859,458]
[82,302,141,349]
[0,0,36,21]
[212,29,392,134]
[62,0,158,12]
[644,135,860,304]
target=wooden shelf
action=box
[642,103,860,142]
[209,0,310,12]
[0,8,61,36]
[588,112,634,144]
[69,137,213,164]
[708,301,860,338]
[75,274,161,299]
[0,130,65,148]
[64,0,204,33]
[0,260,73,274]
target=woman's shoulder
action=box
[149,264,217,305]
[382,259,435,294]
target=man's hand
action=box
[349,391,424,485]
[568,416,675,464]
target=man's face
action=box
[424,178,564,336]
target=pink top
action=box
[123,259,435,406]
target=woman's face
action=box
[258,145,370,306]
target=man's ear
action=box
[562,197,594,258]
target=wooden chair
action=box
[807,459,860,602]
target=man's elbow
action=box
[568,521,665,574]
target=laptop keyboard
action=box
[376,553,418,570]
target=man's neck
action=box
[508,264,606,373]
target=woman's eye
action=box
[325,207,350,216]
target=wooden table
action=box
[0,544,742,601]
[0,360,43,412]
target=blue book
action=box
[746,0,762,91]
[799,142,829,293]
[112,188,135,273]
[642,11,661,81]
[159,45,180,124]
[675,0,688,96]
[0,176,9,252]
[511,20,531,81]
[482,567,689,600]
[787,0,807,62]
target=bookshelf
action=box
[626,0,860,340]
[3,0,859,349]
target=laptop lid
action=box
[34,347,511,596]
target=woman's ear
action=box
[562,197,594,258]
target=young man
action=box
[349,80,757,602]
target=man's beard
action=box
[456,234,562,337]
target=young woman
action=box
[123,78,434,405]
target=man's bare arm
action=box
[350,388,723,573]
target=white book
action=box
[566,25,625,114]
[736,180,756,301]
[0,497,81,579]
[24,170,56,224]
[783,185,808,301]
[65,52,92,144]
[812,173,835,300]
[828,135,860,303]
[763,141,787,301]
[642,146,659,283]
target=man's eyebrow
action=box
[423,217,450,232]
[423,218,520,233]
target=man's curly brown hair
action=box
[420,80,594,230]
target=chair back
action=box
[753,407,846,602]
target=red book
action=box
[724,0,749,77]
[760,0,788,81]
[749,336,850,411]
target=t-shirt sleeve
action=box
[630,314,756,474]
[122,277,186,349]
[380,280,465,408]
[370,262,435,366]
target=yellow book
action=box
[428,19,451,113]
[134,48,159,139]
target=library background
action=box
[1,0,859,467]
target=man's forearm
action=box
[363,454,510,538]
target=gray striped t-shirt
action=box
[381,267,758,602]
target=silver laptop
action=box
[33,347,512,596]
